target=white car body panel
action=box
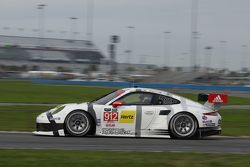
[34,87,222,138]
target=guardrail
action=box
[32,79,250,91]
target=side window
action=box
[155,95,180,105]
[119,92,154,105]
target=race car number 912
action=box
[104,112,118,121]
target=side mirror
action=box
[112,100,123,108]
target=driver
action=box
[139,94,152,104]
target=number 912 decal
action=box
[103,112,118,122]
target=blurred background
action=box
[0,0,249,86]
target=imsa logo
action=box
[119,110,135,123]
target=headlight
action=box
[50,105,65,115]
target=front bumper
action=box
[33,123,65,136]
[33,112,65,136]
[36,123,64,132]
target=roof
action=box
[122,87,170,96]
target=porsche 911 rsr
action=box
[33,87,227,139]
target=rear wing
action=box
[198,93,228,111]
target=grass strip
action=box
[220,109,250,136]
[0,149,250,167]
[0,80,115,104]
[0,106,50,131]
[0,80,249,105]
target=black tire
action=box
[65,111,93,137]
[169,113,198,139]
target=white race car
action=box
[34,87,227,139]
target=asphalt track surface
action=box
[0,132,250,153]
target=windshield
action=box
[93,90,125,105]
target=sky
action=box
[0,0,250,70]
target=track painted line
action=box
[0,131,32,134]
[222,105,250,109]
[0,103,59,106]
[213,135,250,139]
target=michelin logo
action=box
[102,128,132,135]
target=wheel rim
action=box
[173,114,195,137]
[67,113,89,135]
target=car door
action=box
[100,104,137,137]
[100,92,156,137]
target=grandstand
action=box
[0,35,104,71]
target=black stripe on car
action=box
[87,102,97,124]
[46,112,60,136]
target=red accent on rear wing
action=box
[208,94,228,104]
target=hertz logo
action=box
[119,111,135,123]
[121,115,134,119]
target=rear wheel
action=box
[65,111,92,137]
[169,113,198,139]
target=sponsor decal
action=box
[203,120,215,127]
[202,120,212,123]
[97,119,101,126]
[105,123,116,127]
[119,110,135,123]
[213,95,223,103]
[104,108,111,112]
[202,115,207,120]
[102,128,133,135]
[103,112,118,122]
[208,94,228,103]
[204,122,216,127]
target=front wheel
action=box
[169,113,198,139]
[65,111,92,137]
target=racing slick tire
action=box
[65,110,93,137]
[169,112,198,139]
